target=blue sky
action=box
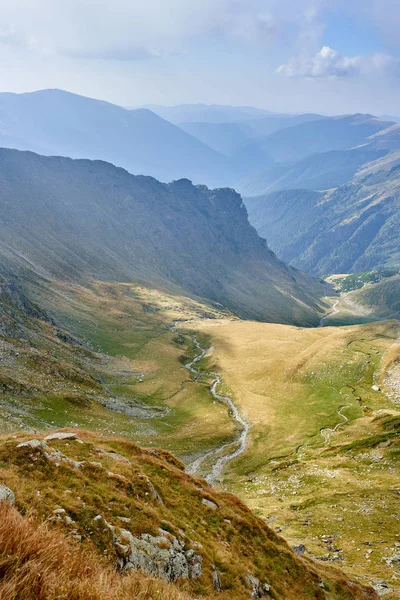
[0,0,400,115]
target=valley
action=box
[188,317,400,596]
[0,92,399,599]
[1,269,399,597]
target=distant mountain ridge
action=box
[0,89,235,187]
[0,147,325,325]
[245,166,400,276]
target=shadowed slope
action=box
[0,148,325,325]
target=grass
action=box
[0,503,191,600]
[0,429,377,599]
[0,279,236,462]
[0,276,397,595]
[190,317,400,593]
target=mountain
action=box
[0,89,235,187]
[243,112,324,138]
[237,148,387,196]
[0,148,325,325]
[244,166,400,276]
[178,113,324,157]
[232,114,394,186]
[364,122,400,152]
[177,121,253,155]
[142,103,273,124]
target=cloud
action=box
[277,46,400,78]
[0,0,328,62]
[60,46,160,62]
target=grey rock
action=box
[292,544,306,556]
[116,529,202,582]
[96,449,131,464]
[44,432,77,441]
[212,567,222,591]
[201,498,218,511]
[247,575,271,598]
[17,439,46,449]
[0,485,15,506]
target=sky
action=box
[1,0,400,115]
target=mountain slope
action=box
[244,166,400,276]
[237,148,387,196]
[178,121,253,155]
[142,103,273,124]
[0,429,377,600]
[178,114,324,157]
[0,148,325,325]
[232,114,393,180]
[0,89,234,187]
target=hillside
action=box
[231,114,393,176]
[245,166,400,276]
[0,89,234,187]
[178,113,324,157]
[143,103,273,124]
[0,243,396,597]
[237,148,387,196]
[0,148,325,325]
[0,429,377,600]
[192,317,400,596]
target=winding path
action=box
[176,326,249,483]
[319,299,339,327]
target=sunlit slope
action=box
[0,429,376,600]
[191,318,400,594]
[0,147,325,326]
[0,276,237,464]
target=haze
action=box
[1,0,400,115]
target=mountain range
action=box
[0,89,235,187]
[0,147,325,325]
[245,165,400,276]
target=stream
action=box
[174,325,249,483]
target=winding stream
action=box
[178,328,249,483]
[319,401,351,445]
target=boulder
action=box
[292,544,306,556]
[116,529,203,582]
[0,485,15,506]
[202,498,218,511]
[44,432,77,441]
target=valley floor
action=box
[188,318,400,596]
[1,277,399,596]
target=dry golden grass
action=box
[189,318,400,593]
[0,503,190,600]
[0,429,378,600]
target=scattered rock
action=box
[247,575,271,598]
[96,449,131,464]
[292,544,306,556]
[0,485,15,505]
[115,529,203,582]
[372,579,394,596]
[44,432,77,441]
[212,567,222,591]
[371,385,380,392]
[202,498,218,511]
[17,439,45,449]
[383,553,400,567]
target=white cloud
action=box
[0,0,328,62]
[277,46,400,78]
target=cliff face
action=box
[0,148,325,325]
